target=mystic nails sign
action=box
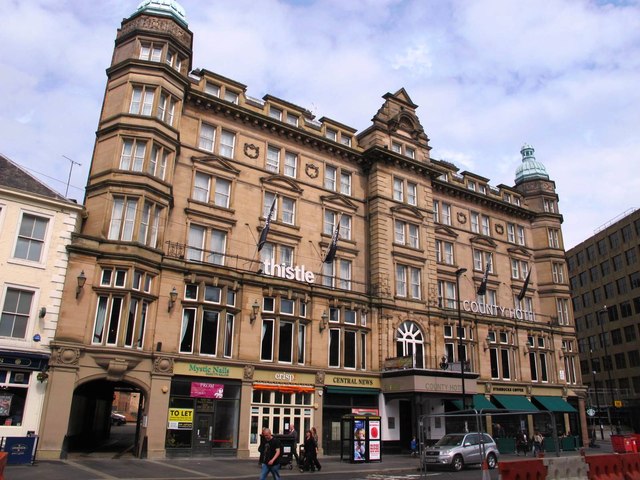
[262,259,315,283]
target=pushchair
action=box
[274,434,296,469]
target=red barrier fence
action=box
[584,454,624,480]
[498,458,547,480]
[619,453,640,480]
[0,452,7,480]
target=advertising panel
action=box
[353,419,366,461]
[190,382,224,398]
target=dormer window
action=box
[467,181,476,191]
[269,106,283,121]
[405,146,415,159]
[325,128,337,142]
[205,82,220,97]
[341,135,352,147]
[224,90,239,104]
[391,142,402,153]
[286,113,298,127]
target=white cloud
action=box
[0,0,638,247]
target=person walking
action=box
[533,431,544,457]
[259,428,282,480]
[410,436,418,456]
[302,430,319,472]
[516,430,529,456]
[310,426,322,471]
[258,427,268,466]
[288,424,300,465]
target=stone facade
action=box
[36,2,586,459]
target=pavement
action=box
[3,440,617,480]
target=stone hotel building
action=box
[36,0,587,459]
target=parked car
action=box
[111,412,126,426]
[423,432,499,471]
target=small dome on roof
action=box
[133,0,187,26]
[515,144,549,185]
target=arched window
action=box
[396,321,424,368]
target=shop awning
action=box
[254,384,315,394]
[533,396,577,413]
[452,394,500,411]
[492,395,539,412]
[325,386,380,396]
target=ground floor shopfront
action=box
[168,361,382,458]
[0,349,49,438]
[380,369,588,451]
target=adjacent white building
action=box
[0,154,82,438]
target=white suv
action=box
[423,433,499,471]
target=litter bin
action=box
[2,436,38,464]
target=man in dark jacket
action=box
[259,428,281,480]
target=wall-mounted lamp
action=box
[523,345,531,356]
[249,300,260,323]
[76,270,87,298]
[483,337,491,352]
[39,307,47,319]
[319,310,328,332]
[168,287,178,312]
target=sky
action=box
[1,0,639,249]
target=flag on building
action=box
[517,268,531,301]
[476,261,490,296]
[257,195,277,252]
[323,221,340,264]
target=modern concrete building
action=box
[0,154,82,439]
[567,208,640,436]
[36,0,586,459]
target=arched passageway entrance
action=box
[65,379,145,457]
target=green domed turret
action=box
[514,144,549,185]
[133,0,187,27]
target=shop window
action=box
[0,369,30,426]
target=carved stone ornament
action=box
[495,224,505,235]
[118,16,191,49]
[53,347,81,366]
[315,371,325,385]
[243,364,255,380]
[305,163,319,179]
[485,382,492,393]
[153,356,174,375]
[244,143,259,159]
[526,385,532,395]
[457,212,467,224]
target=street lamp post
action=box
[598,305,616,436]
[589,348,604,440]
[455,268,468,409]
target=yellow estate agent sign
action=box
[167,408,193,430]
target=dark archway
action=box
[65,379,145,457]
